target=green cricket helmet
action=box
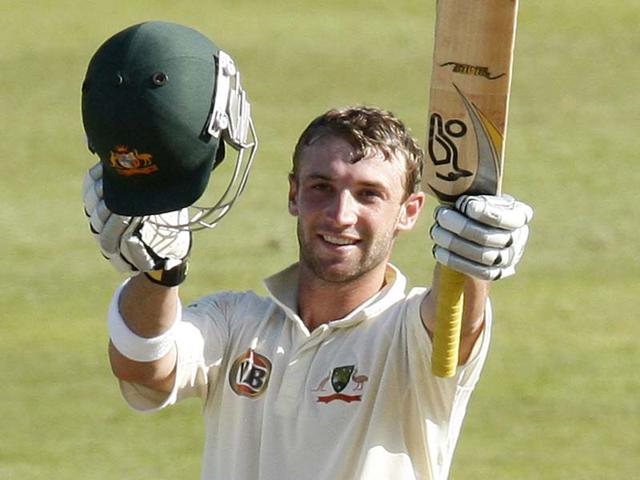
[81,21,257,229]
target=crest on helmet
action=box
[109,145,158,176]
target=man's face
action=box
[289,135,424,284]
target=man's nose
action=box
[327,190,358,226]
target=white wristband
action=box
[108,281,181,362]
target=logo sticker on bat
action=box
[427,84,503,202]
[440,62,505,80]
[428,113,472,182]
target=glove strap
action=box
[144,262,189,287]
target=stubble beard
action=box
[296,221,396,284]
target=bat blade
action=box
[425,0,519,377]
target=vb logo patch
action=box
[313,365,369,404]
[109,145,159,176]
[229,349,272,398]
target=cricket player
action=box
[82,22,532,480]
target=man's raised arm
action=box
[421,194,534,366]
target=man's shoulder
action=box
[357,285,430,331]
[185,289,273,318]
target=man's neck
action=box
[297,264,388,331]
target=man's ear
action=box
[396,191,426,232]
[288,173,299,216]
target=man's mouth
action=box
[321,234,358,246]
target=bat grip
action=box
[431,264,465,377]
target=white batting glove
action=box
[430,194,533,280]
[82,163,192,286]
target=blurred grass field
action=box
[1,1,638,478]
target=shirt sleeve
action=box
[404,287,492,479]
[119,292,237,412]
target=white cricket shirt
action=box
[118,264,491,479]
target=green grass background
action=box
[1,1,638,478]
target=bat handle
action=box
[431,264,465,377]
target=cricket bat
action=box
[425,0,519,377]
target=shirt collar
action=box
[263,263,407,330]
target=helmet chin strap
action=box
[150,50,258,232]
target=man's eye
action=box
[311,183,331,192]
[360,189,381,199]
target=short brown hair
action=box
[291,106,424,198]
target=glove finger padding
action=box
[83,178,103,218]
[455,194,533,230]
[87,199,139,274]
[506,223,529,267]
[433,247,516,281]
[122,210,192,272]
[82,163,103,206]
[97,206,137,255]
[431,224,511,266]
[434,207,514,248]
